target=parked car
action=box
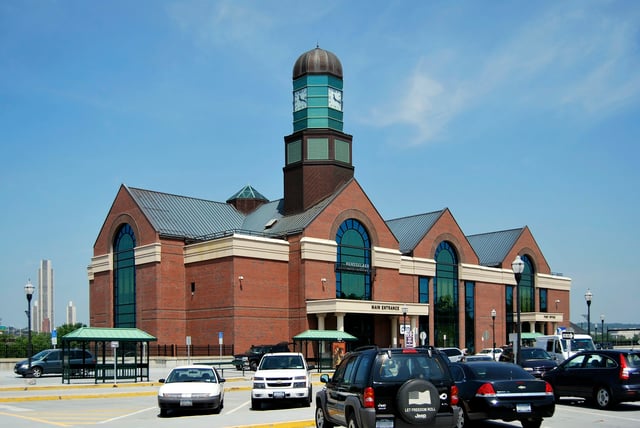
[542,349,640,409]
[251,352,312,410]
[438,347,465,363]
[232,341,290,371]
[477,347,503,361]
[518,347,558,378]
[14,348,96,378]
[315,346,460,428]
[450,361,555,428]
[157,365,225,416]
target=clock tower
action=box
[284,47,354,215]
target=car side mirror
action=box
[320,374,330,383]
[220,378,226,383]
[159,378,166,383]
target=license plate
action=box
[516,403,531,413]
[376,419,394,428]
[273,391,285,399]
[180,399,193,407]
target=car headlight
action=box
[523,367,533,371]
[20,363,29,369]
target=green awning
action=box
[521,332,542,339]
[293,329,357,341]
[61,327,156,342]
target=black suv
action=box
[315,347,460,428]
[232,342,290,371]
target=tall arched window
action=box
[113,224,136,327]
[520,255,535,314]
[335,219,371,300]
[434,241,459,347]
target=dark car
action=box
[450,361,555,428]
[518,347,558,378]
[315,346,460,428]
[542,349,640,409]
[232,342,290,371]
[14,349,96,378]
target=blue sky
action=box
[1,0,639,330]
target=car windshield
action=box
[166,368,217,383]
[468,363,532,380]
[375,354,446,382]
[520,348,551,360]
[31,350,50,360]
[259,355,304,370]
[562,338,595,351]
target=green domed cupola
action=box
[283,47,354,215]
[292,46,344,132]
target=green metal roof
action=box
[61,327,157,342]
[467,228,523,267]
[293,329,358,341]
[227,185,268,202]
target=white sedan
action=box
[157,365,225,416]
[476,347,503,361]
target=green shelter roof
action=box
[293,329,358,341]
[61,327,157,342]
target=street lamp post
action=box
[600,314,605,346]
[512,255,524,366]
[24,280,35,376]
[401,305,408,348]
[491,309,497,361]
[585,289,593,337]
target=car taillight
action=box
[544,381,554,394]
[364,387,375,408]
[451,384,459,405]
[402,348,418,354]
[620,354,630,381]
[476,383,496,396]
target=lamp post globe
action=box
[511,255,524,365]
[584,289,593,337]
[24,280,35,376]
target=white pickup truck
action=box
[251,352,312,410]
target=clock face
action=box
[294,88,307,112]
[328,87,342,111]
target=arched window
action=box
[113,224,136,327]
[520,255,535,313]
[335,219,371,300]
[434,241,459,347]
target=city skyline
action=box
[1,1,638,328]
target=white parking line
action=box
[97,406,158,424]
[225,399,251,415]
[0,404,32,412]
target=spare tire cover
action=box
[395,379,441,424]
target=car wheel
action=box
[250,361,258,371]
[395,379,440,424]
[251,398,262,410]
[456,405,470,428]
[594,386,613,409]
[30,366,43,378]
[520,417,543,428]
[347,413,360,428]
[315,405,335,428]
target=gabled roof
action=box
[466,228,524,267]
[293,329,357,341]
[385,210,445,254]
[128,186,244,239]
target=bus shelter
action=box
[292,329,357,372]
[60,327,156,384]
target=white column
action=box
[390,316,398,347]
[336,313,345,332]
[317,314,326,355]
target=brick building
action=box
[88,47,571,356]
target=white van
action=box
[535,334,595,362]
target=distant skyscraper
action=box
[37,260,54,332]
[66,301,76,325]
[32,300,40,333]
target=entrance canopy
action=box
[293,329,358,342]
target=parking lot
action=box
[1,367,639,428]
